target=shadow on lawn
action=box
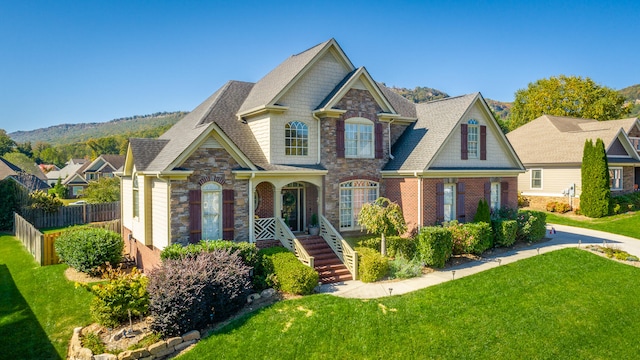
[0,264,60,360]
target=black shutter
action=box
[436,183,444,224]
[461,124,468,160]
[222,189,234,240]
[480,125,487,160]
[375,123,383,159]
[189,189,202,244]
[457,182,466,222]
[336,119,345,158]
[484,182,491,204]
[501,181,509,208]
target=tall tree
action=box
[580,138,610,218]
[0,129,15,156]
[357,197,407,256]
[509,75,630,130]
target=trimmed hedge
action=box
[160,240,258,267]
[54,227,124,274]
[356,247,389,283]
[492,219,518,247]
[516,210,547,242]
[415,226,453,268]
[147,249,251,337]
[356,236,417,260]
[254,247,318,295]
[447,221,493,255]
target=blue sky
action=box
[1,0,638,134]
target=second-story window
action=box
[285,121,308,156]
[345,118,373,158]
[467,119,479,159]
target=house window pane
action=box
[285,121,308,156]
[443,184,455,222]
[468,123,478,159]
[345,119,374,158]
[531,170,542,189]
[609,168,623,190]
[339,180,379,230]
[132,176,139,218]
[202,182,222,239]
[491,182,501,211]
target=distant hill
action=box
[9,111,188,145]
[619,84,640,117]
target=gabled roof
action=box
[384,94,479,171]
[237,39,354,117]
[506,115,640,165]
[0,157,23,180]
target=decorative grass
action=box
[182,248,640,359]
[0,234,93,359]
[546,211,640,240]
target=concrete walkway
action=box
[316,224,640,299]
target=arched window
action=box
[285,121,308,156]
[339,180,379,230]
[132,175,139,218]
[345,118,374,158]
[202,182,222,240]
[467,119,479,159]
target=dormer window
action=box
[345,118,373,158]
[461,119,486,160]
[285,121,308,156]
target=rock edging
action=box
[68,327,200,360]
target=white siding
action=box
[131,174,146,242]
[121,177,133,229]
[270,52,351,165]
[201,135,222,149]
[518,167,582,197]
[151,179,169,250]
[248,114,271,161]
[431,103,518,168]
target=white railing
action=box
[319,215,358,280]
[274,217,314,268]
[254,217,276,241]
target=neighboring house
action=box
[120,39,524,271]
[506,115,640,210]
[0,157,50,192]
[48,155,124,197]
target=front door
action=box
[282,183,305,232]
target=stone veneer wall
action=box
[319,89,395,226]
[170,147,249,245]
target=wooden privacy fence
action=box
[20,201,120,229]
[13,212,122,266]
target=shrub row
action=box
[253,247,318,295]
[546,201,571,213]
[356,247,389,283]
[356,236,417,260]
[447,221,493,255]
[610,192,640,215]
[55,227,124,274]
[160,240,258,267]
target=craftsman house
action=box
[49,155,124,197]
[507,115,640,210]
[120,39,524,279]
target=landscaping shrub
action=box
[55,227,123,274]
[147,249,251,337]
[80,266,149,328]
[546,201,571,213]
[388,255,422,279]
[516,210,547,242]
[474,199,491,223]
[357,236,417,260]
[492,219,518,247]
[160,240,258,267]
[253,246,290,290]
[269,251,319,295]
[610,192,640,215]
[356,247,389,283]
[447,221,493,255]
[415,226,453,268]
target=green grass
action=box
[546,211,640,240]
[182,248,640,359]
[0,234,93,359]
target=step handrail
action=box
[274,217,314,268]
[319,215,358,280]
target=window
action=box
[443,183,456,222]
[531,169,542,189]
[467,119,479,159]
[202,182,222,239]
[490,182,501,211]
[339,180,379,230]
[132,176,139,218]
[285,121,308,156]
[345,118,373,158]
[610,167,623,190]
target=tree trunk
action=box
[381,233,387,257]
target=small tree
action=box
[29,190,62,213]
[83,177,120,203]
[473,199,491,223]
[358,197,407,256]
[580,138,610,218]
[48,177,68,199]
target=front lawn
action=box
[0,234,93,359]
[182,248,640,359]
[546,211,640,240]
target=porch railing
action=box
[274,217,314,268]
[319,215,358,280]
[255,217,276,241]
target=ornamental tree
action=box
[358,197,407,256]
[509,75,630,131]
[580,138,610,218]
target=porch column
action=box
[248,175,255,242]
[274,185,283,220]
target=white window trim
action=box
[609,167,623,191]
[530,169,543,189]
[490,182,501,211]
[467,119,479,159]
[443,183,456,222]
[345,117,374,159]
[339,180,379,230]
[202,182,222,240]
[132,175,139,218]
[285,121,309,156]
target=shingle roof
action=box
[0,157,23,180]
[129,138,169,171]
[506,115,637,164]
[384,93,478,171]
[378,83,417,119]
[237,39,333,115]
[100,155,125,171]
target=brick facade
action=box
[122,226,162,272]
[255,181,275,218]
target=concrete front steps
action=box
[298,235,352,284]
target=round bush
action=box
[416,226,453,268]
[356,247,389,283]
[54,227,124,274]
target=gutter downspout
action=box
[313,112,322,164]
[248,172,256,243]
[415,171,422,230]
[388,119,395,159]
